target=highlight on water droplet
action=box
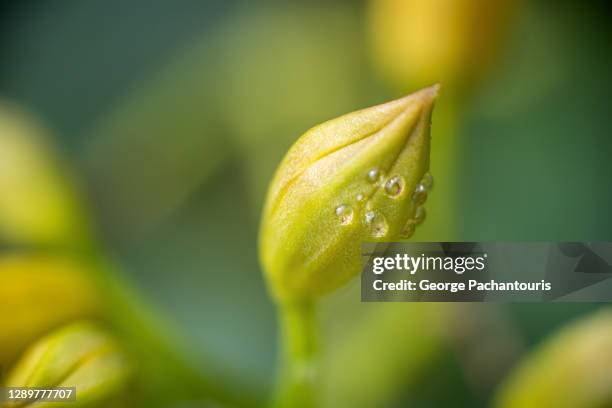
[414,206,426,225]
[335,204,354,225]
[356,193,365,202]
[384,175,405,197]
[420,172,433,191]
[364,210,389,238]
[400,220,416,239]
[364,210,375,224]
[412,186,428,205]
[367,168,381,183]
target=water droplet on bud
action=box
[384,175,404,197]
[335,204,353,225]
[364,210,388,238]
[400,220,416,239]
[367,168,381,183]
[420,172,433,191]
[412,184,428,205]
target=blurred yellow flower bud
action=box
[259,86,438,300]
[0,101,89,246]
[369,0,516,93]
[4,321,131,407]
[0,255,100,365]
[495,309,612,408]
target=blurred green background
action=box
[0,0,611,407]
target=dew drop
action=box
[335,204,353,225]
[367,168,381,183]
[420,172,433,191]
[384,175,405,197]
[414,206,426,225]
[400,220,416,239]
[364,210,388,238]
[412,185,428,205]
[356,193,365,202]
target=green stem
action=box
[274,299,318,408]
[84,247,261,408]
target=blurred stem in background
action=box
[275,300,317,408]
[86,251,260,408]
[321,300,450,408]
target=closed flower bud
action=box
[4,321,131,407]
[0,255,101,365]
[259,86,438,300]
[495,309,612,408]
[0,102,89,246]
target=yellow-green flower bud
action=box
[0,101,89,246]
[495,309,612,408]
[0,255,101,365]
[4,321,131,407]
[259,86,439,300]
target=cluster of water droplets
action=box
[334,168,433,239]
[365,167,391,237]
[400,172,433,238]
